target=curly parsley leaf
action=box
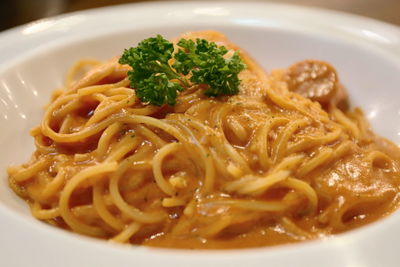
[119,35,245,106]
[174,38,245,97]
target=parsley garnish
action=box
[119,35,245,106]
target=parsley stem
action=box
[158,63,189,87]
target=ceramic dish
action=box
[1,2,400,266]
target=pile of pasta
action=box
[8,31,400,249]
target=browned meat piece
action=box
[286,60,338,103]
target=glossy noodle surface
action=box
[7,31,400,249]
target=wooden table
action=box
[1,0,399,32]
[66,0,400,25]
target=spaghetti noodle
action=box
[7,31,400,249]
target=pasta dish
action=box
[7,31,400,249]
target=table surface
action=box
[1,0,400,32]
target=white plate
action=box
[1,2,400,267]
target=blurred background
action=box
[0,0,399,32]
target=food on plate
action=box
[7,31,400,249]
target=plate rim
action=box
[1,2,400,267]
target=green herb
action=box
[119,35,245,106]
[173,38,245,97]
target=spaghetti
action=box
[7,31,400,249]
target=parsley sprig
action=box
[119,35,245,106]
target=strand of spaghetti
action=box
[33,133,56,154]
[43,111,185,144]
[224,170,290,196]
[349,108,373,141]
[178,89,202,102]
[170,217,192,235]
[136,125,167,148]
[58,114,72,134]
[85,94,135,126]
[96,122,122,157]
[128,161,152,171]
[167,113,216,141]
[77,78,130,96]
[48,89,64,104]
[121,181,161,208]
[262,69,330,123]
[46,94,79,120]
[59,162,118,237]
[103,87,134,97]
[184,98,214,116]
[332,108,361,139]
[110,222,141,243]
[41,168,66,200]
[91,93,108,103]
[104,134,141,163]
[109,151,166,223]
[119,173,146,202]
[183,198,197,216]
[316,204,331,225]
[209,148,231,177]
[36,171,51,188]
[41,112,125,143]
[9,156,49,182]
[330,194,389,230]
[272,154,305,172]
[212,199,287,212]
[211,103,230,131]
[229,95,270,109]
[272,119,309,163]
[70,60,116,91]
[126,105,161,115]
[88,97,111,121]
[286,128,342,155]
[107,94,133,101]
[226,116,248,142]
[152,143,180,196]
[292,92,330,123]
[280,177,318,214]
[31,202,60,220]
[211,104,252,173]
[197,216,233,237]
[297,147,333,177]
[74,153,91,162]
[328,199,354,230]
[65,59,100,87]
[168,117,216,193]
[162,197,187,207]
[226,161,244,178]
[331,140,353,161]
[280,217,313,240]
[8,176,27,198]
[251,117,289,170]
[77,84,116,96]
[93,182,125,231]
[265,78,315,119]
[29,126,41,136]
[367,150,394,170]
[70,205,105,229]
[222,133,251,174]
[120,115,187,143]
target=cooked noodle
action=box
[7,31,400,249]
